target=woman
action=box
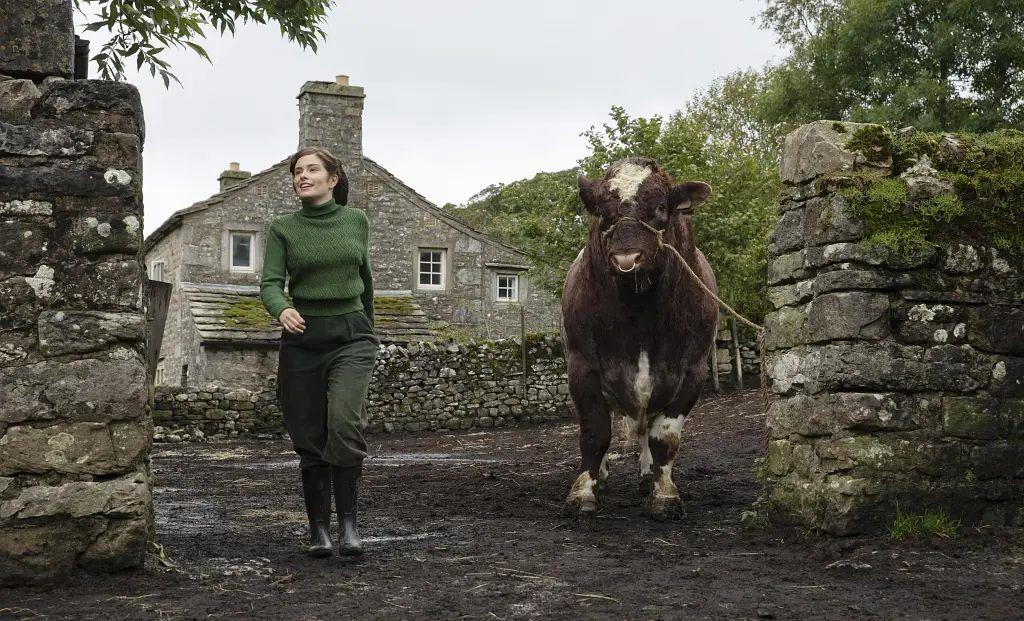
[260,147,378,557]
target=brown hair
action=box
[289,147,349,205]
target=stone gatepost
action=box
[761,121,1024,535]
[0,0,152,582]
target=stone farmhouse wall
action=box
[153,336,571,440]
[761,121,1024,534]
[0,1,152,583]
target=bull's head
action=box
[578,158,710,291]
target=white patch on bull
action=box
[639,435,653,478]
[634,351,653,413]
[649,416,683,442]
[608,162,652,201]
[598,453,610,482]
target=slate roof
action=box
[182,283,439,346]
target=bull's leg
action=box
[643,413,685,520]
[565,378,612,515]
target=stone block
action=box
[806,292,890,342]
[37,310,143,356]
[90,132,141,167]
[50,257,143,310]
[0,469,149,520]
[805,242,936,270]
[33,80,144,139]
[0,0,74,79]
[0,163,139,200]
[0,79,42,121]
[69,214,142,254]
[991,357,1024,399]
[763,305,808,351]
[803,194,864,245]
[0,219,51,280]
[767,392,920,438]
[767,250,807,286]
[0,418,151,476]
[767,280,813,309]
[966,306,1024,355]
[942,397,1001,440]
[770,208,805,254]
[812,269,909,295]
[0,520,102,586]
[0,121,94,156]
[780,121,892,185]
[971,442,1024,480]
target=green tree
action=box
[76,0,333,86]
[453,70,782,325]
[759,0,1024,132]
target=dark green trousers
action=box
[277,311,379,469]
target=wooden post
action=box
[520,305,528,394]
[709,345,721,394]
[731,315,744,390]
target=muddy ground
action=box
[2,389,1023,620]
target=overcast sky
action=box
[75,1,786,236]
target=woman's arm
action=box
[359,217,374,326]
[260,223,293,320]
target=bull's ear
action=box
[669,181,712,214]
[578,174,601,215]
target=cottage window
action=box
[154,364,165,386]
[230,232,255,272]
[150,260,165,282]
[417,249,445,290]
[496,273,518,302]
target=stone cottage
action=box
[143,76,560,388]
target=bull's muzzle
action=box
[611,251,643,273]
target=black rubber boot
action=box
[331,464,364,556]
[300,467,333,557]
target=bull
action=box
[561,157,719,519]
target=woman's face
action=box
[292,154,338,204]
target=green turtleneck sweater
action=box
[260,199,374,323]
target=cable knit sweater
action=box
[259,199,374,324]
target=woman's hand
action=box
[278,308,306,334]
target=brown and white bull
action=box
[561,157,718,519]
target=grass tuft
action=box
[889,506,961,541]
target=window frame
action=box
[229,231,256,273]
[149,260,165,282]
[416,248,446,291]
[495,272,519,302]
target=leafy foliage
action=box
[75,0,333,86]
[758,0,1024,132]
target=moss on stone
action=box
[373,296,415,314]
[832,121,848,134]
[223,297,272,329]
[844,124,894,164]
[840,127,1024,263]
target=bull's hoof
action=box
[644,495,682,521]
[563,494,598,517]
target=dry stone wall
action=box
[761,121,1024,535]
[152,336,571,440]
[0,1,151,584]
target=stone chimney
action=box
[218,161,250,192]
[297,74,365,188]
[0,0,74,79]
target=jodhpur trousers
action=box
[277,311,379,469]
